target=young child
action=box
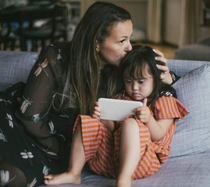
[44,45,189,187]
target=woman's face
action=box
[97,20,133,68]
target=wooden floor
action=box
[136,42,178,59]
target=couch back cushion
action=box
[170,63,210,157]
[168,59,210,76]
[0,51,38,91]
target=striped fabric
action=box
[73,93,189,180]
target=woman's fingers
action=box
[156,63,169,73]
[153,49,173,84]
[153,49,164,58]
[155,56,168,66]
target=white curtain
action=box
[147,0,163,44]
[179,0,202,47]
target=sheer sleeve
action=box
[15,44,70,156]
[169,71,181,85]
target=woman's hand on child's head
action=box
[153,49,173,85]
[135,98,151,123]
[92,101,101,120]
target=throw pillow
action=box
[170,64,210,157]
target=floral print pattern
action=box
[31,114,40,123]
[0,170,16,186]
[48,121,56,134]
[6,114,14,128]
[20,150,34,166]
[34,59,49,77]
[27,178,37,187]
[0,44,72,186]
[42,162,51,176]
[0,128,7,142]
[0,98,12,105]
[20,96,33,114]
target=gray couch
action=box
[1,50,210,187]
[175,36,210,61]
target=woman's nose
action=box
[126,41,132,52]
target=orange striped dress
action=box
[73,92,189,180]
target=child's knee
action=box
[122,118,139,128]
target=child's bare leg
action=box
[44,124,85,185]
[117,118,140,187]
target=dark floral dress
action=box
[0,43,79,187]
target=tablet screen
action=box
[98,98,143,121]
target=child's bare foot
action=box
[44,171,81,185]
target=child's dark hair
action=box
[120,45,177,106]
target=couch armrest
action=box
[0,51,38,91]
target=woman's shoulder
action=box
[39,42,71,60]
[53,41,72,55]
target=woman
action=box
[0,2,173,187]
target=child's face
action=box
[123,64,154,101]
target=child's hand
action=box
[92,101,101,120]
[92,101,115,132]
[135,98,151,124]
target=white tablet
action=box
[98,98,143,121]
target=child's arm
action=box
[135,98,173,142]
[92,101,115,132]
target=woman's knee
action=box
[0,157,27,187]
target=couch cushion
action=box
[170,64,210,157]
[168,59,210,77]
[0,51,38,91]
[37,151,210,187]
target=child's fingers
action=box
[143,98,147,106]
[135,99,147,112]
[94,105,101,113]
[92,114,100,120]
[93,110,101,116]
[94,101,99,106]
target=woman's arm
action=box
[15,45,66,154]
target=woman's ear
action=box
[96,40,99,53]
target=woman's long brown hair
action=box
[59,2,131,115]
